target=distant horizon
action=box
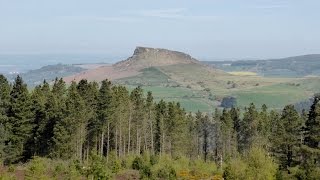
[0,48,319,62]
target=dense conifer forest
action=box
[0,75,319,179]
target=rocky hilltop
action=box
[64,46,211,83]
[114,47,199,70]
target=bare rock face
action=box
[114,47,199,70]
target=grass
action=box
[126,85,216,112]
[233,82,312,109]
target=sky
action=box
[0,0,320,59]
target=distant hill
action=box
[203,54,320,77]
[64,47,222,83]
[7,64,86,86]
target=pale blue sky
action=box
[0,0,319,59]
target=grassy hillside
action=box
[117,63,320,112]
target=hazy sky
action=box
[0,0,319,59]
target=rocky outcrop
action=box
[114,47,200,70]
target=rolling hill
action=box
[203,54,320,77]
[6,64,86,86]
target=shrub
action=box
[157,165,176,180]
[25,157,51,180]
[132,157,144,170]
[223,147,277,180]
[150,155,158,165]
[140,165,152,179]
[88,155,112,180]
[110,160,121,174]
[120,154,136,169]
[223,158,247,180]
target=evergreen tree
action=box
[272,105,302,171]
[239,103,259,152]
[130,86,145,154]
[0,75,11,162]
[305,95,320,150]
[97,79,113,157]
[53,81,86,160]
[300,95,320,177]
[77,80,99,160]
[213,108,223,167]
[30,81,51,156]
[220,109,236,159]
[230,107,241,151]
[146,91,155,154]
[6,76,33,163]
[154,100,166,154]
[47,78,67,157]
[202,114,210,162]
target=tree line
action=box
[0,75,319,179]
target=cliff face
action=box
[114,47,199,70]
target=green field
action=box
[125,85,216,112]
[233,83,309,109]
[116,65,320,112]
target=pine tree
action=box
[272,105,302,171]
[53,81,86,160]
[213,108,223,167]
[130,86,145,154]
[195,110,203,156]
[230,107,241,151]
[167,102,188,157]
[239,103,258,152]
[202,114,211,162]
[6,75,33,163]
[305,95,320,150]
[155,100,166,154]
[30,81,51,156]
[77,80,99,160]
[47,78,67,157]
[0,75,11,162]
[146,91,155,154]
[220,108,236,159]
[97,79,113,157]
[300,94,320,175]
